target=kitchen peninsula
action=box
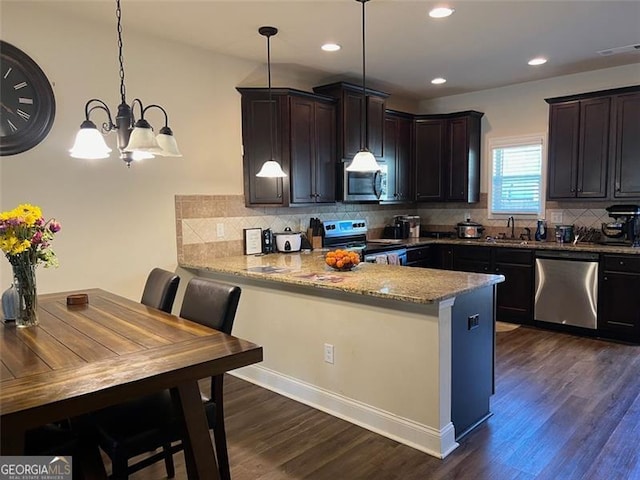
[180,252,504,458]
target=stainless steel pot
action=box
[275,227,302,252]
[456,221,485,239]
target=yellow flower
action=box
[14,204,42,226]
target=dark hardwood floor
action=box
[128,325,640,480]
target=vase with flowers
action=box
[0,204,61,327]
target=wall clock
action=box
[0,41,56,156]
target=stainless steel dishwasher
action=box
[534,250,599,329]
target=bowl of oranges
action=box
[325,249,361,271]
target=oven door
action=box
[343,163,387,202]
[363,248,407,266]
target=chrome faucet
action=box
[507,216,515,238]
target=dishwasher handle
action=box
[535,250,599,261]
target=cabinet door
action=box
[613,92,640,198]
[453,245,491,273]
[494,261,534,324]
[599,271,640,342]
[241,96,285,205]
[448,117,470,201]
[367,96,385,159]
[577,97,610,198]
[290,97,315,204]
[343,90,363,160]
[384,116,399,199]
[396,115,413,201]
[415,119,445,201]
[384,114,412,202]
[314,101,337,203]
[548,102,580,199]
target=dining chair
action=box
[140,267,180,313]
[91,277,242,480]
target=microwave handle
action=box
[373,170,382,199]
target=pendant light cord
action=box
[361,0,368,151]
[116,0,126,105]
[267,33,274,161]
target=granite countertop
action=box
[402,237,640,254]
[182,252,504,305]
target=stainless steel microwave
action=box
[342,163,387,202]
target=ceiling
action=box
[35,0,640,101]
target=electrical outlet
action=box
[551,212,563,224]
[324,343,334,364]
[216,223,225,238]
[468,314,480,330]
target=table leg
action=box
[171,381,220,480]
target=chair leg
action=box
[111,456,129,480]
[213,425,231,480]
[162,444,176,478]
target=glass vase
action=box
[13,263,39,328]
[1,278,20,321]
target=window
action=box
[488,135,545,217]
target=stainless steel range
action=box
[322,219,408,265]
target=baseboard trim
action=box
[230,365,459,459]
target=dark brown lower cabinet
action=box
[493,249,534,325]
[598,254,640,343]
[405,245,432,268]
[450,245,534,325]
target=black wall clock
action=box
[0,41,56,156]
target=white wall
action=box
[419,63,640,193]
[0,3,257,300]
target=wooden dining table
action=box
[0,288,263,479]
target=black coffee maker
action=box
[601,205,640,247]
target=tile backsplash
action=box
[175,194,614,265]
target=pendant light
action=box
[69,0,181,167]
[256,26,287,178]
[347,0,381,172]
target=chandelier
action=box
[69,0,181,166]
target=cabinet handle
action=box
[277,194,282,198]
[604,276,608,281]
[316,193,321,198]
[570,188,575,192]
[310,194,315,198]
[619,261,625,265]
[616,187,621,192]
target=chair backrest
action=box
[179,277,241,335]
[140,268,180,314]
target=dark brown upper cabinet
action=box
[414,111,483,203]
[547,97,610,199]
[546,85,640,200]
[383,110,413,203]
[612,91,640,198]
[238,88,337,207]
[313,82,389,162]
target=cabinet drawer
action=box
[603,255,640,273]
[494,248,533,265]
[407,246,431,263]
[454,245,491,262]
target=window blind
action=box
[491,142,542,215]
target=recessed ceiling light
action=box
[429,7,455,18]
[431,77,447,85]
[528,57,547,66]
[321,43,341,52]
